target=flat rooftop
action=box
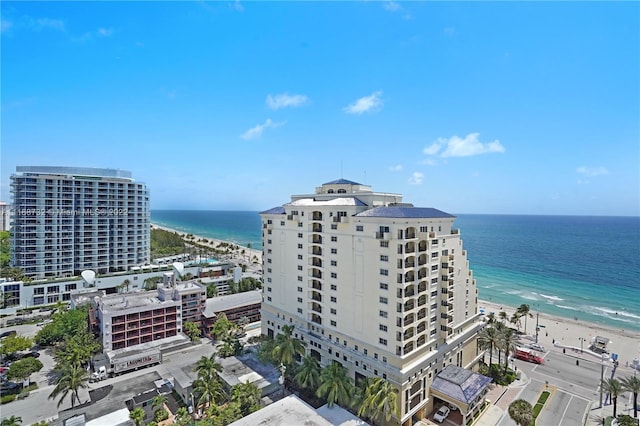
[15,166,133,180]
[99,291,177,313]
[203,290,261,318]
[229,395,332,426]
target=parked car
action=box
[19,352,40,359]
[0,330,17,339]
[434,406,451,423]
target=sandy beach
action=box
[479,299,640,369]
[150,223,263,269]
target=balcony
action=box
[310,314,322,325]
[404,313,415,326]
[311,292,322,302]
[310,246,322,256]
[404,301,415,311]
[376,232,390,240]
[312,212,323,221]
[311,224,323,233]
[404,242,416,254]
[310,269,322,279]
[310,235,323,244]
[417,295,427,306]
[404,329,415,340]
[310,280,322,291]
[403,342,414,354]
[417,308,427,320]
[311,303,322,314]
[310,258,323,268]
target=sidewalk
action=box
[474,370,530,426]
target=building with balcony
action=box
[95,290,182,353]
[158,280,207,327]
[260,179,485,426]
[202,289,262,333]
[0,202,10,231]
[10,166,150,279]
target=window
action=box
[331,248,337,254]
[383,356,387,363]
[65,284,76,291]
[280,221,285,226]
[364,349,368,355]
[268,239,272,244]
[298,222,303,227]
[47,286,59,293]
[379,310,388,318]
[297,254,303,260]
[298,233,303,238]
[379,297,388,304]
[268,287,272,292]
[379,338,387,345]
[379,283,388,290]
[330,284,337,290]
[356,225,364,232]
[330,308,337,314]
[420,226,428,232]
[297,287,303,292]
[297,265,303,271]
[379,324,388,332]
[374,353,378,360]
[331,260,337,266]
[297,297,303,303]
[355,345,359,351]
[331,320,337,327]
[331,224,337,230]
[331,236,338,242]
[331,296,337,303]
[380,255,388,262]
[267,268,272,273]
[298,244,303,249]
[380,241,389,248]
[34,288,44,295]
[267,258,272,263]
[297,276,303,281]
[380,269,388,276]
[297,308,303,314]
[331,272,337,278]
[267,277,272,283]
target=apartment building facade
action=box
[96,290,182,353]
[10,166,150,279]
[260,179,485,426]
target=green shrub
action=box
[0,394,16,404]
[538,391,550,404]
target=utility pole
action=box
[600,354,606,408]
[535,312,539,343]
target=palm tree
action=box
[485,312,496,325]
[508,399,533,426]
[510,312,522,332]
[49,363,90,408]
[194,353,222,379]
[602,378,624,417]
[119,279,131,293]
[621,375,640,418]
[192,374,226,410]
[501,327,519,372]
[294,355,321,390]
[151,393,168,411]
[316,361,354,407]
[129,407,145,426]
[494,322,507,366]
[0,416,23,426]
[477,326,499,366]
[357,378,399,425]
[516,304,531,334]
[272,325,306,366]
[498,310,508,324]
[173,407,191,426]
[231,380,261,416]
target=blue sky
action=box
[1,1,638,216]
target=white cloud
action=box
[266,93,309,110]
[1,20,13,33]
[408,172,424,185]
[423,133,505,158]
[388,164,403,172]
[577,166,608,177]
[241,118,285,140]
[98,27,114,37]
[384,1,401,12]
[343,91,383,114]
[30,17,65,31]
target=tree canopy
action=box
[0,335,32,356]
[7,357,43,383]
[35,307,89,346]
[151,228,186,257]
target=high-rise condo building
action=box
[0,202,10,231]
[260,179,484,425]
[10,166,150,279]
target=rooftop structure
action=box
[10,166,150,279]
[260,179,485,425]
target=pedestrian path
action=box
[473,370,530,426]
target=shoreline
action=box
[150,223,263,268]
[479,299,640,366]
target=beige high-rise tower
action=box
[260,179,484,425]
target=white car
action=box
[528,343,546,352]
[434,406,451,423]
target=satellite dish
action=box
[81,270,96,284]
[172,262,184,278]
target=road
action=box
[1,325,263,425]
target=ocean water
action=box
[151,210,640,332]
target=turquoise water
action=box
[151,210,640,332]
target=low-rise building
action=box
[202,290,261,332]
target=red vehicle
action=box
[514,347,544,364]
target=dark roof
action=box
[430,365,492,404]
[260,206,286,215]
[323,179,362,185]
[352,197,368,207]
[355,206,455,219]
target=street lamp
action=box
[535,311,540,344]
[579,337,586,353]
[279,363,287,398]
